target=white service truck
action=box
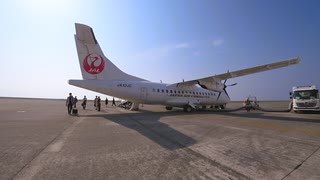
[290,85,320,112]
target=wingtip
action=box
[297,56,302,63]
[289,56,301,65]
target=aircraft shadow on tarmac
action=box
[80,108,319,150]
[80,110,197,150]
[206,111,320,123]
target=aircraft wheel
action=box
[183,105,193,112]
[165,106,173,110]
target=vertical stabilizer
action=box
[74,23,145,81]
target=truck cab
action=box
[290,85,320,112]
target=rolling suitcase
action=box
[72,108,78,115]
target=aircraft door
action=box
[140,87,148,101]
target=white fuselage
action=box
[69,79,230,108]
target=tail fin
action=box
[74,23,145,81]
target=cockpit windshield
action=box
[293,90,319,100]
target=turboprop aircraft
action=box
[68,23,300,112]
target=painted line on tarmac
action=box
[45,117,84,152]
[13,116,85,180]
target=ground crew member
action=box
[244,98,251,112]
[66,93,74,114]
[244,98,250,106]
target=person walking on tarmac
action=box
[105,97,108,108]
[66,93,74,114]
[94,96,97,109]
[112,97,116,106]
[82,96,87,110]
[97,96,101,111]
[73,96,78,108]
[244,98,251,112]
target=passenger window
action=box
[178,91,180,94]
[166,89,168,93]
[170,90,173,93]
[157,89,160,92]
[174,90,176,93]
[161,89,164,93]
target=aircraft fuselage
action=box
[69,79,230,108]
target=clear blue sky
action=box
[1,0,319,100]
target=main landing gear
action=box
[165,106,173,110]
[183,105,194,112]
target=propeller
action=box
[216,79,237,101]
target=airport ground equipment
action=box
[290,85,320,113]
[253,102,293,112]
[118,100,133,110]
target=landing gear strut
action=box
[165,106,173,110]
[183,105,193,112]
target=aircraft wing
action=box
[168,57,300,89]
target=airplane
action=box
[68,23,300,112]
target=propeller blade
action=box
[224,89,230,98]
[227,83,237,87]
[216,92,222,101]
[217,78,233,101]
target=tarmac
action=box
[0,98,320,180]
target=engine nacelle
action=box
[197,80,224,92]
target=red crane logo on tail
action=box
[83,53,105,74]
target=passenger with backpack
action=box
[97,96,101,111]
[82,96,87,110]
